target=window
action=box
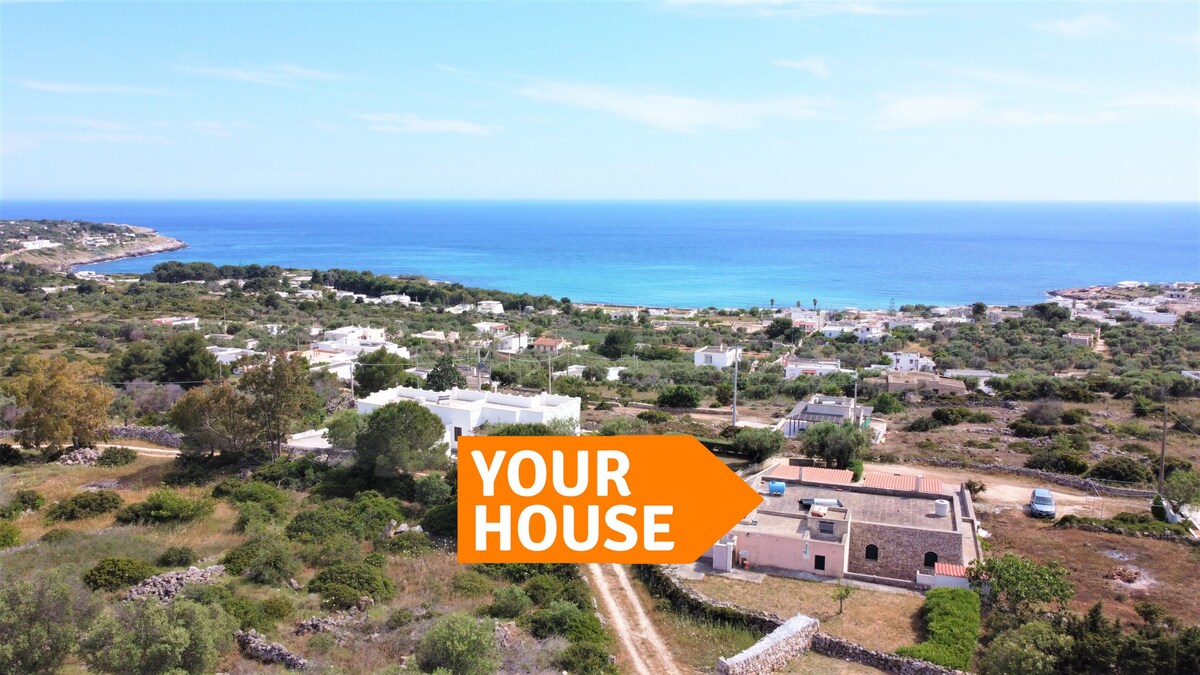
[818,521,835,535]
[814,555,826,571]
[865,544,879,561]
[924,551,938,567]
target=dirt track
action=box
[869,462,1149,517]
[588,563,681,675]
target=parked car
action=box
[1029,488,1056,518]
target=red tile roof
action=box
[862,473,944,495]
[766,464,801,480]
[764,465,853,485]
[800,467,854,485]
[934,562,967,578]
[533,337,567,347]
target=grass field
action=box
[685,574,924,653]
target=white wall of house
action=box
[694,346,742,369]
[355,386,581,451]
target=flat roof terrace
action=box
[758,484,960,533]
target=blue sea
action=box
[1,200,1197,309]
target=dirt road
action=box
[869,462,1149,517]
[587,563,681,675]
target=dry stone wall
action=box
[717,614,820,675]
[912,457,1154,498]
[812,634,967,675]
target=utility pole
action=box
[731,350,739,426]
[547,352,553,394]
[1159,393,1169,495]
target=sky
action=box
[1,1,1198,201]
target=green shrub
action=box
[346,490,407,538]
[308,561,395,602]
[415,474,453,506]
[315,582,364,611]
[162,460,220,487]
[234,502,273,533]
[907,416,943,432]
[0,521,19,548]
[731,428,786,462]
[476,563,578,583]
[364,552,387,568]
[259,595,294,621]
[1151,495,1167,522]
[225,537,299,585]
[252,457,328,490]
[387,607,415,629]
[487,585,533,618]
[561,579,592,611]
[1061,408,1089,425]
[0,575,99,674]
[636,410,672,424]
[308,632,336,655]
[931,407,971,426]
[558,641,614,674]
[451,570,493,597]
[0,443,24,466]
[285,505,356,543]
[40,528,76,544]
[1025,450,1088,475]
[115,488,214,525]
[375,530,433,557]
[9,489,45,513]
[1088,456,1154,485]
[220,481,290,519]
[422,503,458,537]
[157,546,198,567]
[80,598,235,675]
[528,600,606,644]
[895,588,981,670]
[524,573,565,606]
[416,613,499,675]
[848,458,864,482]
[656,384,701,408]
[298,533,365,567]
[83,557,157,591]
[46,490,123,521]
[97,446,138,467]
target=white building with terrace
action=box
[355,386,581,453]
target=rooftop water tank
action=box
[934,499,950,517]
[768,481,786,495]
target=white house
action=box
[207,346,263,365]
[694,345,742,369]
[472,321,509,336]
[153,316,201,329]
[20,238,61,251]
[886,351,936,372]
[380,294,412,305]
[496,333,529,353]
[476,300,505,315]
[313,325,409,359]
[533,337,571,353]
[778,356,842,379]
[414,330,460,343]
[446,303,475,315]
[355,386,581,452]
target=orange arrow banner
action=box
[457,435,763,564]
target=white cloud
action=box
[521,81,832,133]
[187,121,252,138]
[1034,14,1119,38]
[176,64,346,87]
[24,80,176,95]
[875,94,982,129]
[875,94,1123,129]
[665,0,912,18]
[436,64,469,75]
[776,57,830,79]
[356,113,495,135]
[1108,92,1200,117]
[1169,30,1200,48]
[929,64,1091,95]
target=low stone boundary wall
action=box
[631,565,784,634]
[717,614,819,675]
[0,426,183,448]
[636,565,971,675]
[811,634,967,675]
[912,457,1154,498]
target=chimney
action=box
[915,475,923,493]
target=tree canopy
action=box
[355,401,449,477]
[5,355,114,453]
[801,422,869,470]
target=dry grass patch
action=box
[630,576,759,673]
[984,508,1200,625]
[686,575,923,653]
[782,652,887,674]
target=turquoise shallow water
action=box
[2,200,1197,308]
